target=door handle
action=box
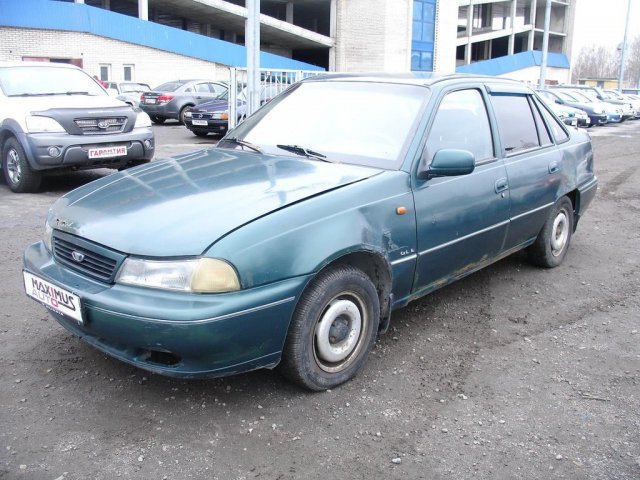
[548,161,559,174]
[494,177,509,194]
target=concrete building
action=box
[0,0,576,86]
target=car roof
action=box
[302,72,534,90]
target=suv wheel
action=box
[2,138,42,193]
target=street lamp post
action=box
[246,0,261,117]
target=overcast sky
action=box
[572,0,639,54]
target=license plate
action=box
[192,119,208,126]
[145,98,156,104]
[23,271,83,324]
[88,146,127,159]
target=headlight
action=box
[43,222,53,252]
[116,257,240,293]
[184,110,192,118]
[25,116,65,133]
[134,111,152,128]
[212,112,229,120]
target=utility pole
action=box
[618,0,632,90]
[538,0,552,89]
[246,0,261,117]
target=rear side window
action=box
[537,99,570,143]
[427,89,494,163]
[490,94,539,154]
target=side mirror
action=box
[418,149,475,180]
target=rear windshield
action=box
[121,82,150,93]
[153,81,187,92]
[0,66,106,97]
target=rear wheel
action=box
[527,196,574,268]
[2,137,41,193]
[279,265,380,391]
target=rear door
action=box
[487,85,564,250]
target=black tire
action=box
[2,137,42,193]
[179,106,193,125]
[193,131,209,137]
[279,265,380,391]
[527,196,574,268]
[150,116,166,124]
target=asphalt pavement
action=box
[0,120,638,480]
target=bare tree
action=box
[571,45,619,83]
[623,35,640,89]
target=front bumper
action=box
[185,118,229,135]
[22,128,154,171]
[24,241,309,378]
[588,113,608,125]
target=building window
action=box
[412,0,436,71]
[123,64,134,81]
[99,64,111,82]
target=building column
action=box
[285,2,294,23]
[465,0,474,64]
[139,0,148,20]
[508,0,516,54]
[328,0,337,71]
[528,0,537,50]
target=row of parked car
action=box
[539,85,640,128]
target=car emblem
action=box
[97,120,110,129]
[71,251,85,263]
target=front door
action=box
[412,87,510,294]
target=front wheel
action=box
[527,196,574,268]
[179,106,192,125]
[279,265,380,391]
[2,137,42,193]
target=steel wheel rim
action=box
[313,293,367,373]
[550,210,569,256]
[6,149,21,185]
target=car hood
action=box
[191,99,231,113]
[49,149,383,256]
[9,94,126,114]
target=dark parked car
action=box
[23,74,597,390]
[140,79,228,124]
[184,85,284,137]
[538,89,608,126]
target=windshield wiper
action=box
[218,137,263,154]
[276,144,330,162]
[63,91,91,95]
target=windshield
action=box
[121,82,150,93]
[555,91,581,102]
[153,81,187,92]
[0,66,106,97]
[225,81,429,169]
[570,91,595,102]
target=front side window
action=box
[490,94,540,154]
[427,89,494,163]
[223,81,430,169]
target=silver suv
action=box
[0,62,154,193]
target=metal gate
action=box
[227,68,324,129]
